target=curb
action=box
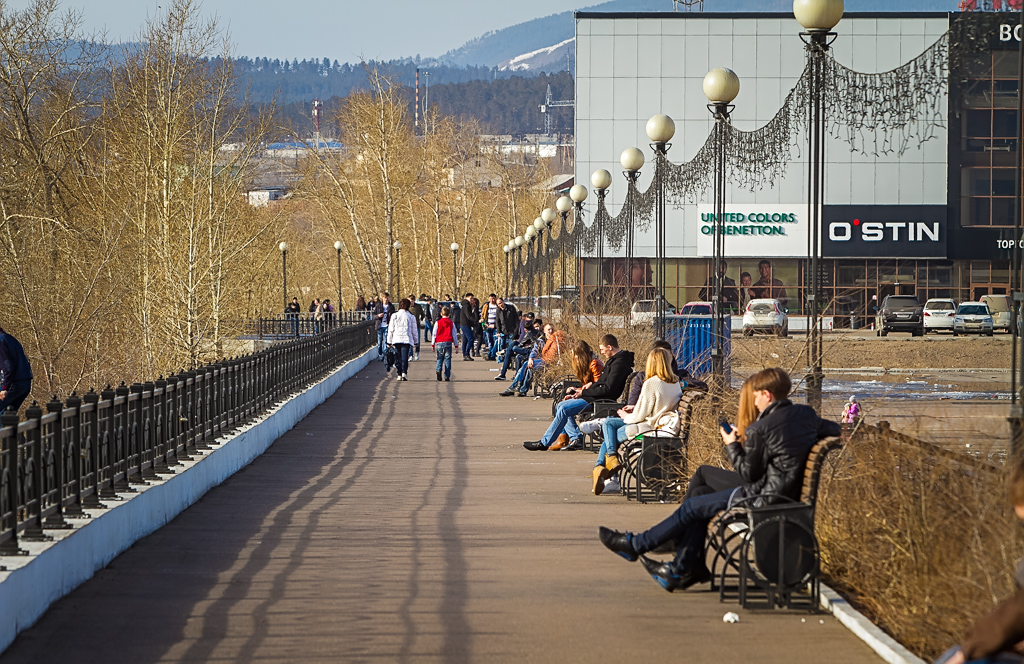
[820,583,927,664]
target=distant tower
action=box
[311,98,323,149]
[672,0,704,10]
[540,84,574,136]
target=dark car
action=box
[875,295,924,337]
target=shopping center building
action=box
[573,11,1019,318]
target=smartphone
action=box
[719,415,732,434]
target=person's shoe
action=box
[414,354,419,361]
[499,390,515,397]
[639,556,683,592]
[465,356,475,361]
[605,454,622,472]
[444,376,450,381]
[599,526,638,561]
[592,466,609,495]
[516,391,528,397]
[494,375,506,381]
[436,371,442,381]
[548,434,570,451]
[603,477,622,494]
[523,440,547,451]
[562,438,584,451]
[401,374,408,381]
[396,373,402,380]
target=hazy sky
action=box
[9,0,586,61]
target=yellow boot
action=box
[605,454,621,473]
[592,466,608,495]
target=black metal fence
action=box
[0,320,374,557]
[238,311,372,339]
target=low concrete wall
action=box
[0,348,374,654]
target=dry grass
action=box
[534,315,658,385]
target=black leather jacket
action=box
[725,399,840,505]
[496,305,520,336]
[580,350,634,402]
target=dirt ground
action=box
[732,331,1013,370]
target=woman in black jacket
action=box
[599,367,840,592]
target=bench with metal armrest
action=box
[706,437,842,611]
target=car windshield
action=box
[634,301,657,312]
[886,297,920,308]
[750,303,774,314]
[957,305,989,315]
[681,304,711,315]
[925,301,954,311]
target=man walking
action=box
[459,292,476,361]
[0,326,33,415]
[373,293,396,361]
[480,294,499,360]
[493,297,518,362]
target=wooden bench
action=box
[617,389,707,503]
[706,436,842,611]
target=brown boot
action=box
[549,433,570,451]
[592,465,609,495]
[605,454,621,472]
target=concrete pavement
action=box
[0,355,884,663]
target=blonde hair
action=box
[644,348,677,384]
[571,340,595,385]
[735,380,757,443]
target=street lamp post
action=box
[569,185,588,320]
[646,114,676,340]
[534,216,548,295]
[393,241,402,300]
[556,195,573,295]
[503,244,511,294]
[591,169,612,325]
[620,148,644,311]
[796,0,842,413]
[525,224,538,298]
[540,208,556,297]
[514,235,525,294]
[704,67,740,386]
[450,242,460,298]
[279,241,288,313]
[334,241,343,320]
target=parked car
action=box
[678,301,712,316]
[875,295,924,337]
[953,302,994,336]
[742,298,788,337]
[534,295,564,321]
[922,298,956,334]
[630,299,677,326]
[980,294,1012,332]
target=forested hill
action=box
[270,70,574,138]
[233,56,522,105]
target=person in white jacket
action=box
[592,347,681,495]
[387,299,419,381]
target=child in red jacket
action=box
[432,307,455,382]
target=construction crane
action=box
[540,84,574,136]
[672,0,704,10]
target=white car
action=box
[981,294,1012,332]
[742,298,788,337]
[953,302,994,337]
[922,298,956,334]
[630,299,676,326]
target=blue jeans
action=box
[424,321,432,342]
[596,417,629,466]
[631,487,742,574]
[493,334,508,361]
[377,327,388,359]
[483,328,497,357]
[540,398,590,448]
[460,325,474,357]
[510,359,543,394]
[435,342,452,378]
[394,343,411,375]
[499,342,531,377]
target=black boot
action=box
[598,526,638,562]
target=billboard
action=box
[695,205,810,258]
[822,205,947,258]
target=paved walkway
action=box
[1,355,883,663]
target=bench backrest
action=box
[799,436,842,509]
[676,389,707,443]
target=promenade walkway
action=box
[0,356,883,663]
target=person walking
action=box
[432,305,455,382]
[459,292,476,361]
[373,293,396,361]
[0,326,33,415]
[409,296,424,361]
[386,299,418,382]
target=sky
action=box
[8,0,587,62]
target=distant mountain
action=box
[439,0,960,70]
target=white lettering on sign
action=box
[1000,24,1023,42]
[829,221,940,242]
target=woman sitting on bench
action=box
[598,367,840,592]
[591,348,681,496]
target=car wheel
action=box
[988,331,994,337]
[743,328,753,337]
[953,331,958,337]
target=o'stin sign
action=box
[695,204,809,257]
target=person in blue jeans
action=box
[495,315,539,381]
[373,293,395,361]
[523,334,634,452]
[458,294,476,360]
[598,368,841,592]
[503,349,544,397]
[432,305,455,381]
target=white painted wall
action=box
[0,348,375,655]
